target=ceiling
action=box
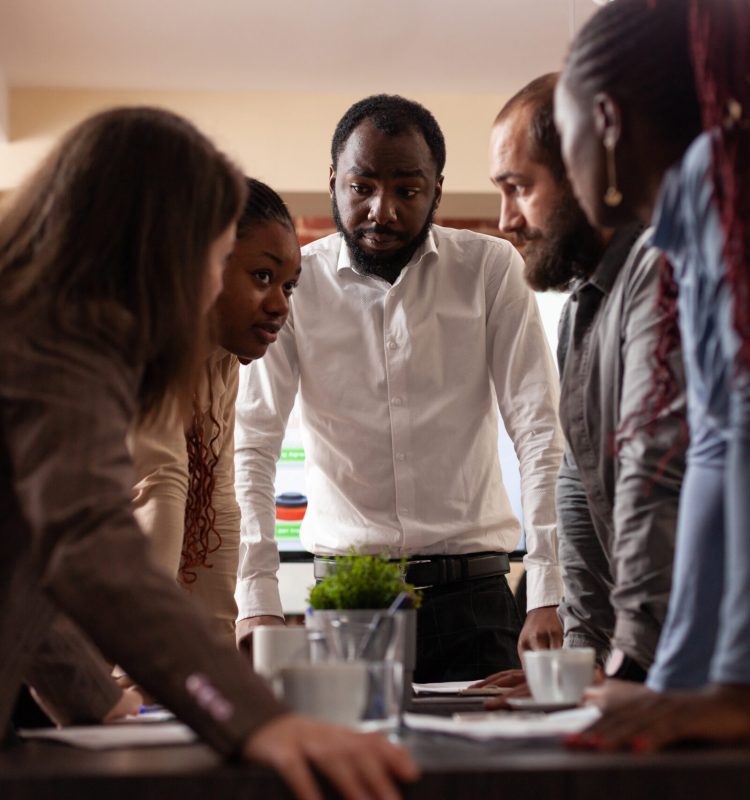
[0,0,599,95]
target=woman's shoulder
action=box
[0,308,139,413]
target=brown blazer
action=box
[0,315,284,754]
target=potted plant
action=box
[308,553,421,612]
[306,554,420,716]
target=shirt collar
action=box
[583,221,644,296]
[336,226,439,276]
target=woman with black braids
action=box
[553,0,750,750]
[131,178,301,645]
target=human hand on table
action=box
[114,671,155,707]
[103,686,143,721]
[468,669,530,709]
[582,676,648,712]
[243,712,419,800]
[517,606,563,657]
[472,662,607,711]
[568,683,750,752]
[466,606,562,709]
[236,615,285,657]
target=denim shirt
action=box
[647,132,750,688]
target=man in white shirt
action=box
[234,94,565,681]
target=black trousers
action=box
[414,574,522,682]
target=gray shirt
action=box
[556,225,687,670]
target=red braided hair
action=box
[179,368,223,585]
[689,0,750,373]
[565,0,749,466]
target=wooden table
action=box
[3,700,750,800]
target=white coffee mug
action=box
[523,647,595,704]
[279,662,368,726]
[252,626,310,683]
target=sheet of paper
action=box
[403,705,601,740]
[18,721,197,749]
[115,708,176,723]
[412,680,511,696]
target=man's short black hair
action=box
[331,94,446,175]
[495,73,566,183]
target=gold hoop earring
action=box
[604,136,622,208]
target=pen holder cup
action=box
[306,609,416,722]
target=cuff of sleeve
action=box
[613,614,661,672]
[235,576,284,621]
[564,632,610,667]
[523,563,564,612]
[177,658,291,758]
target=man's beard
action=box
[517,189,604,292]
[332,195,435,281]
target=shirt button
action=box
[392,396,403,406]
[396,453,406,461]
[387,340,398,350]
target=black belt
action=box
[313,552,510,588]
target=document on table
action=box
[18,721,196,749]
[403,705,601,740]
[412,680,512,696]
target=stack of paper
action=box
[412,681,512,696]
[404,705,601,740]
[18,722,196,749]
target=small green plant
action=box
[308,553,422,610]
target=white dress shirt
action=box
[234,226,564,620]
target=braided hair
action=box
[179,178,294,584]
[564,0,750,374]
[236,176,295,239]
[561,0,750,475]
[690,0,750,370]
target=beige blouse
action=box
[131,349,241,644]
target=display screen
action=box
[275,403,308,553]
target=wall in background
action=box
[1,87,509,197]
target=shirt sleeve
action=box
[234,309,300,621]
[189,360,242,641]
[695,142,750,684]
[612,244,685,669]
[4,345,286,756]
[130,398,189,577]
[485,244,565,610]
[554,298,614,661]
[556,448,615,664]
[24,614,123,725]
[715,316,750,682]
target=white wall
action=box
[0,69,7,143]
[2,87,508,194]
